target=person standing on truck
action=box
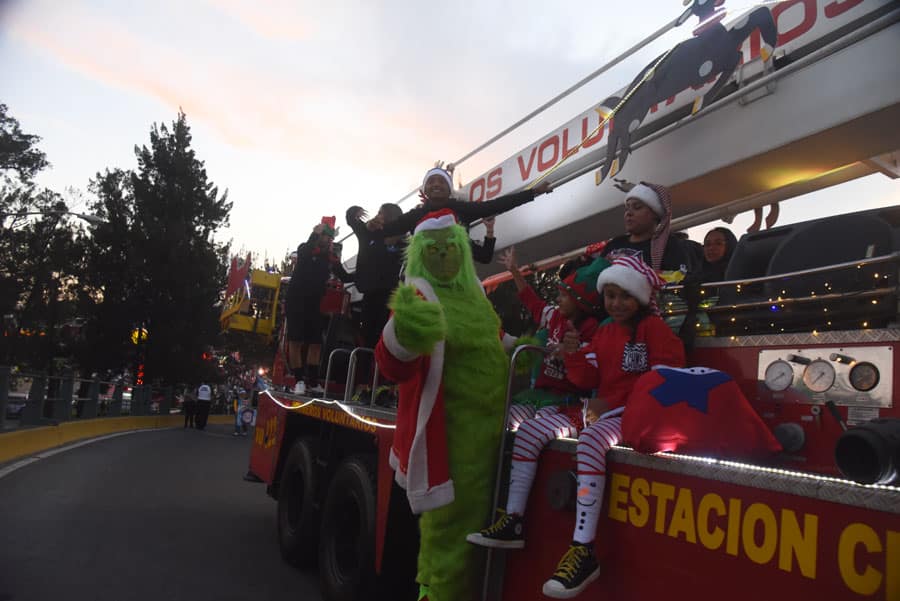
[375,209,522,601]
[373,164,554,241]
[471,256,686,598]
[345,203,406,396]
[285,217,353,395]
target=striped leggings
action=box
[573,416,622,544]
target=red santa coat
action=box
[375,277,454,514]
[564,315,686,409]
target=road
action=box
[0,425,322,601]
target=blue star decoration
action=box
[649,368,732,413]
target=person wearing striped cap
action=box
[540,255,685,598]
[601,181,689,274]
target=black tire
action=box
[318,455,377,601]
[277,438,319,566]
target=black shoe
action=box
[351,386,371,404]
[542,542,600,598]
[465,510,525,549]
[374,385,398,408]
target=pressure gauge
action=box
[802,359,836,393]
[764,360,793,391]
[849,362,880,392]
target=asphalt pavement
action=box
[0,424,322,601]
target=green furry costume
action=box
[376,222,509,601]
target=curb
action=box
[0,414,235,464]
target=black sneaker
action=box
[542,542,600,598]
[465,510,525,549]
[351,386,371,404]
[374,385,398,408]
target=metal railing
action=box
[0,367,183,431]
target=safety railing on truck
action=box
[660,251,900,337]
[0,366,181,431]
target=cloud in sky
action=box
[5,0,894,264]
[202,0,311,42]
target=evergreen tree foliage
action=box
[82,112,232,384]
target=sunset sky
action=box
[2,0,897,265]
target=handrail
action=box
[345,347,377,405]
[482,344,550,601]
[667,251,900,293]
[323,348,351,400]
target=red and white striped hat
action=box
[414,208,458,234]
[595,255,665,313]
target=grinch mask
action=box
[421,229,462,282]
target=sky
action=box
[1,0,898,266]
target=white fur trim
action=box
[422,168,453,190]
[383,318,420,363]
[406,479,456,514]
[414,212,457,234]
[501,333,517,352]
[626,183,664,218]
[396,276,457,513]
[596,263,652,305]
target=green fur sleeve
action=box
[389,285,447,355]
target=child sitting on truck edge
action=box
[466,248,608,549]
[470,256,686,599]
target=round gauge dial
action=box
[849,362,880,392]
[764,360,793,391]
[802,359,836,393]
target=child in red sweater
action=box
[545,255,685,597]
[471,255,685,598]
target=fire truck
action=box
[247,2,900,599]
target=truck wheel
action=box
[277,438,318,566]
[318,455,377,601]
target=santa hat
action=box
[414,208,458,234]
[318,216,338,238]
[596,256,665,313]
[558,256,610,314]
[422,167,454,191]
[625,181,672,272]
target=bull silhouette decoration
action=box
[597,0,778,183]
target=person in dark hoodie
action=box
[698,226,738,283]
[345,202,406,394]
[285,217,353,395]
[374,165,553,241]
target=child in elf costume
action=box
[375,208,519,601]
[471,256,686,598]
[466,247,609,553]
[496,246,608,431]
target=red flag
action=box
[622,366,781,459]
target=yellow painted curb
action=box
[0,413,236,464]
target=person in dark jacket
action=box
[285,217,353,394]
[346,203,406,390]
[375,166,553,240]
[470,216,497,264]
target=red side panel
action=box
[249,391,288,484]
[502,448,900,601]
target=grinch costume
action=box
[375,209,510,601]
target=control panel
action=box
[757,346,893,423]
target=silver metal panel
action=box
[694,328,900,347]
[545,439,900,514]
[757,346,893,408]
